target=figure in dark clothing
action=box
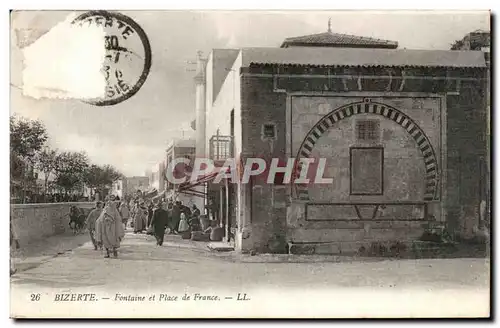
[182,205,192,218]
[189,204,202,231]
[192,204,201,217]
[147,203,154,228]
[206,198,219,222]
[151,202,169,246]
[166,202,173,233]
[188,204,201,231]
[170,201,182,233]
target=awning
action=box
[177,166,230,197]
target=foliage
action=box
[450,39,465,50]
[10,115,48,201]
[83,164,123,194]
[10,154,25,181]
[10,114,124,201]
[53,151,90,193]
[82,164,102,190]
[35,148,58,192]
[10,115,48,160]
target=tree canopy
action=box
[10,115,48,160]
[83,164,123,195]
[10,114,124,200]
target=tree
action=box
[53,151,89,194]
[83,164,123,197]
[10,115,48,160]
[10,115,48,202]
[35,148,58,193]
[450,39,465,50]
[101,164,123,183]
[82,164,102,193]
[10,153,25,181]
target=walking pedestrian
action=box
[95,196,125,258]
[150,198,168,246]
[119,202,130,230]
[166,202,173,234]
[170,201,182,234]
[189,204,202,232]
[133,200,148,233]
[86,201,104,250]
[147,201,154,228]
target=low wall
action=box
[10,202,94,246]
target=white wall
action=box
[205,52,214,130]
[205,51,243,235]
[150,162,165,192]
[205,51,242,154]
[110,180,124,199]
[126,177,149,195]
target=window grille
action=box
[356,119,380,141]
[209,135,233,161]
[261,123,277,140]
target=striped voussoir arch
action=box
[293,101,439,202]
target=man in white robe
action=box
[95,196,125,258]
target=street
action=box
[10,230,491,318]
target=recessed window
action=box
[350,147,384,195]
[262,123,277,140]
[356,119,380,141]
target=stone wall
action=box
[238,68,487,253]
[10,202,94,246]
[240,75,288,253]
[446,79,488,239]
[290,96,441,204]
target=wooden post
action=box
[219,185,224,228]
[225,178,230,242]
[216,129,220,161]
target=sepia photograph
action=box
[9,9,491,318]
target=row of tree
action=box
[10,114,123,202]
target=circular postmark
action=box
[72,11,152,106]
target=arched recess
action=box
[293,100,439,201]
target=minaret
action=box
[194,51,207,159]
[193,51,207,211]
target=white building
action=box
[110,179,125,199]
[111,176,149,200]
[148,161,166,193]
[164,138,197,206]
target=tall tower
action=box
[193,51,207,211]
[194,51,207,159]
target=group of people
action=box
[84,195,203,255]
[127,198,201,246]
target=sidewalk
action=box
[11,229,490,274]
[189,239,489,263]
[11,232,90,273]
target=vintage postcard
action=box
[9,10,491,318]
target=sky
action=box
[10,10,490,176]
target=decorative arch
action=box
[293,100,439,201]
